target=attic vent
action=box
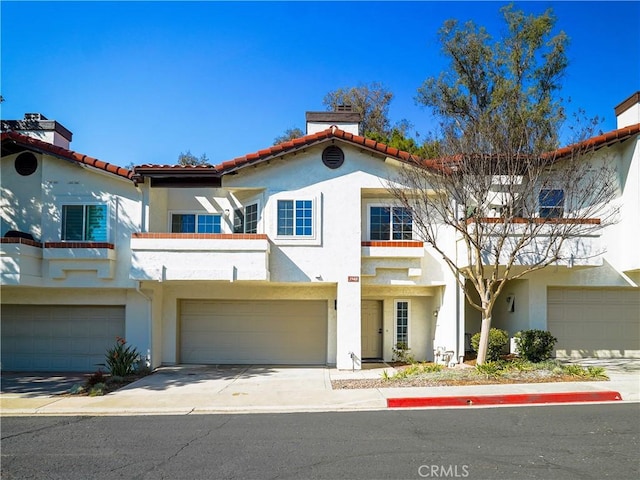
[15,152,38,176]
[322,146,344,169]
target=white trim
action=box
[271,194,322,246]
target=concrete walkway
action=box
[1,360,638,416]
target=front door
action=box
[361,300,383,359]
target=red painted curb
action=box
[387,391,623,408]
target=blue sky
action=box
[1,1,638,168]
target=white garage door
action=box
[180,300,327,364]
[1,305,125,372]
[548,288,640,358]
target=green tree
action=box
[273,127,305,145]
[323,82,395,137]
[389,5,617,365]
[177,150,209,166]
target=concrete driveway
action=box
[0,372,90,397]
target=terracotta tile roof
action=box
[134,126,431,176]
[1,130,134,180]
[551,123,640,159]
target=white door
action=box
[180,300,327,364]
[547,288,640,358]
[1,305,125,372]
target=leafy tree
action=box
[273,127,305,145]
[322,82,394,138]
[178,150,209,166]
[389,5,617,364]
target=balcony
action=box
[130,233,270,282]
[460,217,603,268]
[361,240,425,280]
[1,237,43,285]
[1,239,117,283]
[43,242,116,279]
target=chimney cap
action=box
[614,91,640,117]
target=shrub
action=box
[88,383,106,396]
[392,342,415,364]
[86,369,105,387]
[471,328,509,361]
[105,337,140,377]
[514,329,557,362]
[475,361,503,378]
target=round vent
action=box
[15,152,38,176]
[322,145,344,169]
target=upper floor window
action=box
[369,206,413,240]
[277,200,313,237]
[171,213,221,233]
[234,203,258,234]
[539,189,564,218]
[62,204,108,241]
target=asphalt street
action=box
[2,403,639,480]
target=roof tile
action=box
[1,131,134,180]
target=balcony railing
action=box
[1,238,116,283]
[130,233,270,282]
[361,240,425,279]
[460,217,603,268]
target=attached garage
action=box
[180,300,327,364]
[547,288,640,358]
[1,305,125,372]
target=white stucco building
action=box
[1,94,639,372]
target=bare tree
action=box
[388,5,619,364]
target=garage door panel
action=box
[180,300,327,365]
[548,288,640,358]
[1,305,125,372]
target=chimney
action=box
[305,106,362,136]
[614,92,640,129]
[1,113,73,149]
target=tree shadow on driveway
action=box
[0,372,90,397]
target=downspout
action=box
[455,199,464,365]
[136,281,153,368]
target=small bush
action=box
[471,328,509,362]
[86,370,105,387]
[392,342,415,364]
[514,330,558,362]
[106,336,140,377]
[88,383,106,396]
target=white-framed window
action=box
[170,213,222,233]
[369,205,413,240]
[394,300,410,348]
[234,202,259,234]
[277,199,313,237]
[538,189,564,218]
[61,204,108,241]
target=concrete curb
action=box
[387,390,623,408]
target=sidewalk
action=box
[1,362,638,416]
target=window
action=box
[62,204,108,241]
[233,203,258,234]
[171,213,221,233]
[370,206,413,240]
[277,200,313,236]
[539,189,564,218]
[395,300,409,347]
